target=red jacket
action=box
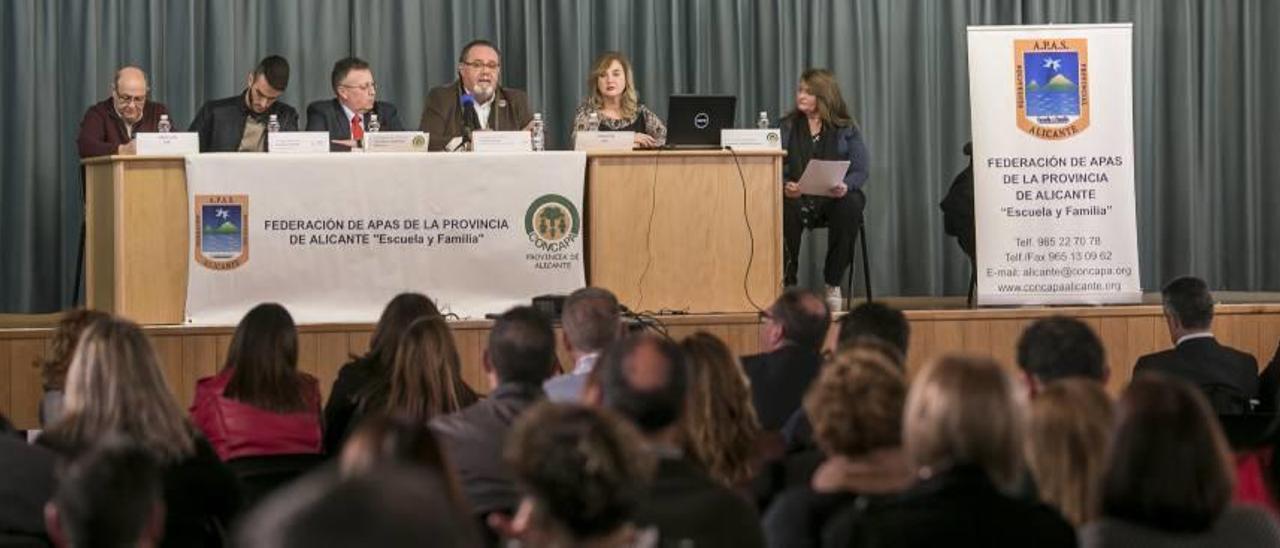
[189,369,323,461]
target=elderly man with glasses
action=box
[76,66,171,158]
[305,57,404,152]
[419,39,533,151]
[189,54,299,152]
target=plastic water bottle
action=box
[757,111,770,129]
[531,113,546,151]
[157,114,171,133]
[586,111,600,131]
[367,114,380,133]
[267,114,280,133]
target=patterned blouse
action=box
[570,102,668,146]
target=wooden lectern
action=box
[586,150,784,314]
[81,156,188,324]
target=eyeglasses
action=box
[461,61,501,71]
[114,92,146,104]
[341,81,377,92]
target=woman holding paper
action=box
[780,68,869,310]
[571,51,667,148]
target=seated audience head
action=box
[761,288,831,353]
[224,303,308,413]
[598,334,688,439]
[245,55,290,114]
[805,345,906,459]
[1016,316,1108,391]
[1161,276,1215,342]
[587,51,640,113]
[340,416,466,509]
[330,57,376,114]
[39,309,111,424]
[456,39,502,102]
[45,437,164,548]
[505,402,654,546]
[368,293,441,371]
[376,315,476,422]
[679,332,761,485]
[238,465,481,548]
[486,306,557,388]
[905,355,1027,492]
[561,287,622,357]
[836,301,910,358]
[110,66,150,125]
[1024,379,1114,526]
[1101,374,1234,533]
[52,316,195,461]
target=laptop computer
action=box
[665,94,737,149]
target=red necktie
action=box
[350,114,364,141]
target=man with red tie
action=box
[76,66,170,158]
[305,57,403,152]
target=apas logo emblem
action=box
[194,195,249,270]
[525,194,580,253]
[1014,38,1090,140]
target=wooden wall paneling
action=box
[987,319,1025,371]
[9,340,46,428]
[0,340,13,421]
[932,319,964,360]
[315,333,351,402]
[151,336,188,407]
[961,320,992,357]
[904,319,936,378]
[295,333,319,379]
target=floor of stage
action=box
[3,293,1280,430]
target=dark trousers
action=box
[783,188,866,286]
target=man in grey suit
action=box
[306,57,403,152]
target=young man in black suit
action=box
[305,57,403,151]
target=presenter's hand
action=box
[783,181,802,199]
[331,139,359,150]
[117,141,137,155]
[634,133,659,149]
[829,183,848,198]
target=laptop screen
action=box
[665,95,737,148]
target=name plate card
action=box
[574,131,635,151]
[364,131,430,152]
[471,131,532,153]
[268,132,330,154]
[135,132,199,155]
[720,129,782,150]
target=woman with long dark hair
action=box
[354,314,478,424]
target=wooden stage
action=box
[3,298,1280,430]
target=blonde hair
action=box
[1025,379,1114,526]
[680,332,761,486]
[805,346,906,457]
[587,51,639,120]
[52,317,194,461]
[904,355,1026,492]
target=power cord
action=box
[634,149,661,310]
[724,146,765,312]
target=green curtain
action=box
[3,0,1277,312]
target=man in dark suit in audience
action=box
[1134,276,1258,414]
[597,334,765,548]
[430,306,554,519]
[306,57,403,152]
[742,289,830,431]
[44,438,164,548]
[419,39,533,151]
[189,55,299,152]
[1016,315,1108,395]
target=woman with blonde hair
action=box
[1024,378,1114,526]
[572,51,667,148]
[40,316,239,548]
[354,314,479,424]
[679,331,761,487]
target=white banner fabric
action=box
[968,24,1142,306]
[184,152,587,325]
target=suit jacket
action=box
[742,345,824,430]
[76,98,171,158]
[188,91,300,152]
[304,98,404,152]
[0,434,56,543]
[1134,336,1259,414]
[1256,343,1280,412]
[418,81,532,151]
[430,382,544,516]
[321,356,376,456]
[635,456,765,548]
[779,116,870,190]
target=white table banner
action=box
[967,24,1141,305]
[184,152,587,324]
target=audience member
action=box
[352,314,478,426]
[38,316,240,548]
[544,287,623,402]
[1024,379,1114,526]
[339,416,468,510]
[190,303,322,461]
[1259,341,1280,412]
[743,289,831,430]
[500,402,658,547]
[599,333,766,547]
[36,309,110,427]
[324,293,440,455]
[0,414,57,545]
[1017,316,1108,393]
[189,54,299,152]
[680,332,762,487]
[44,437,164,548]
[824,355,1075,547]
[1081,374,1280,546]
[763,346,910,548]
[431,306,556,519]
[1134,276,1258,414]
[835,301,910,357]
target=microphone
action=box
[460,93,481,149]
